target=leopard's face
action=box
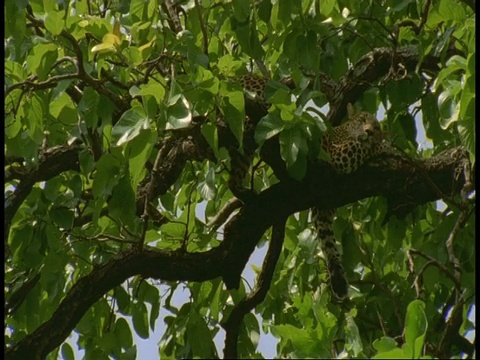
[324,111,385,174]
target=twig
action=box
[141,139,172,247]
[206,197,242,231]
[411,260,435,298]
[408,248,461,291]
[5,73,79,98]
[394,0,432,35]
[5,273,41,317]
[24,12,129,112]
[162,0,183,34]
[357,240,404,329]
[194,0,209,56]
[445,208,472,292]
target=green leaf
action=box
[404,300,428,359]
[78,87,99,128]
[61,343,75,360]
[166,95,192,130]
[131,302,149,339]
[438,0,466,22]
[373,336,399,353]
[26,43,58,81]
[126,129,155,190]
[127,47,144,66]
[279,126,308,180]
[44,10,64,35]
[114,318,133,348]
[186,313,215,358]
[232,0,250,21]
[390,111,417,149]
[112,106,151,146]
[201,122,219,159]
[320,0,337,17]
[49,92,78,126]
[373,347,408,359]
[197,164,216,200]
[114,286,131,314]
[92,153,121,199]
[24,94,44,144]
[108,174,136,226]
[5,1,26,43]
[271,324,318,356]
[437,90,460,129]
[133,81,166,104]
[297,31,320,72]
[193,67,219,94]
[221,90,245,147]
[238,313,260,358]
[254,113,285,144]
[345,315,363,357]
[50,207,74,230]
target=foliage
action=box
[4,0,475,359]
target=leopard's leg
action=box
[226,116,258,202]
[227,147,255,202]
[312,206,349,302]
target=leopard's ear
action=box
[347,103,356,119]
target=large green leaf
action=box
[221,90,245,147]
[126,129,156,190]
[186,313,215,358]
[404,300,428,358]
[131,302,149,339]
[166,95,192,130]
[254,112,285,144]
[108,174,136,227]
[112,106,151,146]
[92,153,121,199]
[345,315,363,357]
[279,126,308,180]
[44,10,64,35]
[26,43,58,81]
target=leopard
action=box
[312,103,390,301]
[226,74,390,301]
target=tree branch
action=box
[325,46,443,125]
[4,142,82,250]
[222,217,286,358]
[4,146,471,359]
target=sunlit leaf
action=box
[112,106,151,146]
[404,300,428,359]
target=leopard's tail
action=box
[312,207,349,301]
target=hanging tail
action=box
[312,207,349,301]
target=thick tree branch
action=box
[4,145,471,359]
[4,142,82,250]
[222,218,286,358]
[221,146,472,290]
[325,46,443,125]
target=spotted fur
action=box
[314,104,388,301]
[228,74,389,301]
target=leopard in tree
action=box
[226,74,391,301]
[311,103,390,301]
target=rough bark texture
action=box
[5,143,471,359]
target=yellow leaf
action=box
[91,42,117,54]
[138,36,156,52]
[113,20,122,39]
[102,33,121,46]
